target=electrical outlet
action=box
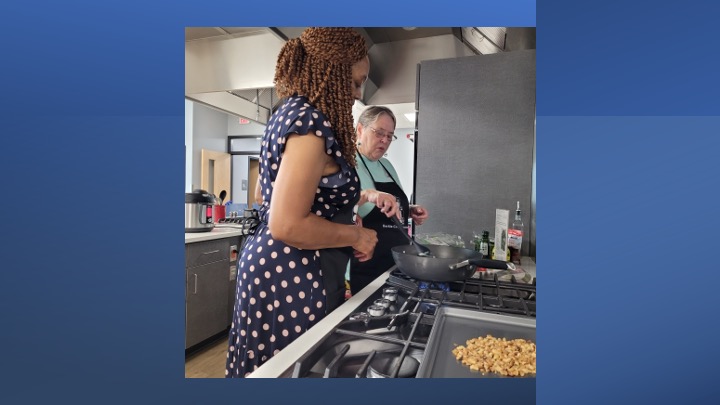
[241,180,248,190]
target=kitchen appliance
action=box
[267,266,535,378]
[391,244,515,282]
[185,189,215,233]
[416,306,535,378]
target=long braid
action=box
[273,28,367,167]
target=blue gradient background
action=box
[1,0,719,403]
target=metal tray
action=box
[415,307,536,378]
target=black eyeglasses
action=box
[368,126,397,142]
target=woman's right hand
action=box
[352,227,378,262]
[361,189,400,219]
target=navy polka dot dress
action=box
[225,96,360,377]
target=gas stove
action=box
[272,268,536,378]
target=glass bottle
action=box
[479,231,490,257]
[473,233,482,253]
[508,201,524,265]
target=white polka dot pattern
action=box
[225,96,361,378]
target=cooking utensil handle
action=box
[449,260,470,270]
[468,258,516,271]
[389,215,431,256]
[389,215,412,243]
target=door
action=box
[200,149,231,200]
[185,239,231,349]
[186,259,229,348]
[247,157,259,206]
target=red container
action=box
[213,205,226,223]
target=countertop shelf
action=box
[185,228,245,244]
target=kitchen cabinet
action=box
[185,236,242,349]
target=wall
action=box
[415,51,536,254]
[188,102,229,192]
[185,100,194,192]
[383,126,415,198]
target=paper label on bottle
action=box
[508,229,523,249]
[480,242,489,256]
[494,209,509,261]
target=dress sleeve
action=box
[277,99,352,176]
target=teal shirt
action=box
[346,152,405,282]
[355,152,404,218]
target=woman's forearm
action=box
[269,214,359,250]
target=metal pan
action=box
[391,244,515,282]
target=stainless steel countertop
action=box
[185,227,244,244]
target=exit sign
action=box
[238,118,250,125]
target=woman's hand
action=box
[352,227,377,262]
[360,189,400,219]
[409,204,429,225]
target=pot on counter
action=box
[185,189,215,233]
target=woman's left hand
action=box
[409,204,429,225]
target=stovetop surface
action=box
[284,270,536,378]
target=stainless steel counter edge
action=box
[185,228,245,244]
[247,268,395,378]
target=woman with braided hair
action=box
[226,27,399,377]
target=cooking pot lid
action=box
[185,189,215,204]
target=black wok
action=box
[391,244,515,282]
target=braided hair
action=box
[274,27,368,167]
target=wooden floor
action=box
[185,334,228,378]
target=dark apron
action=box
[319,181,360,314]
[350,156,410,295]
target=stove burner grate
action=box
[387,270,536,318]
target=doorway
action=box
[200,149,231,200]
[248,157,259,207]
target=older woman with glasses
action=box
[350,106,430,294]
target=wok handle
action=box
[449,260,471,270]
[449,258,516,271]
